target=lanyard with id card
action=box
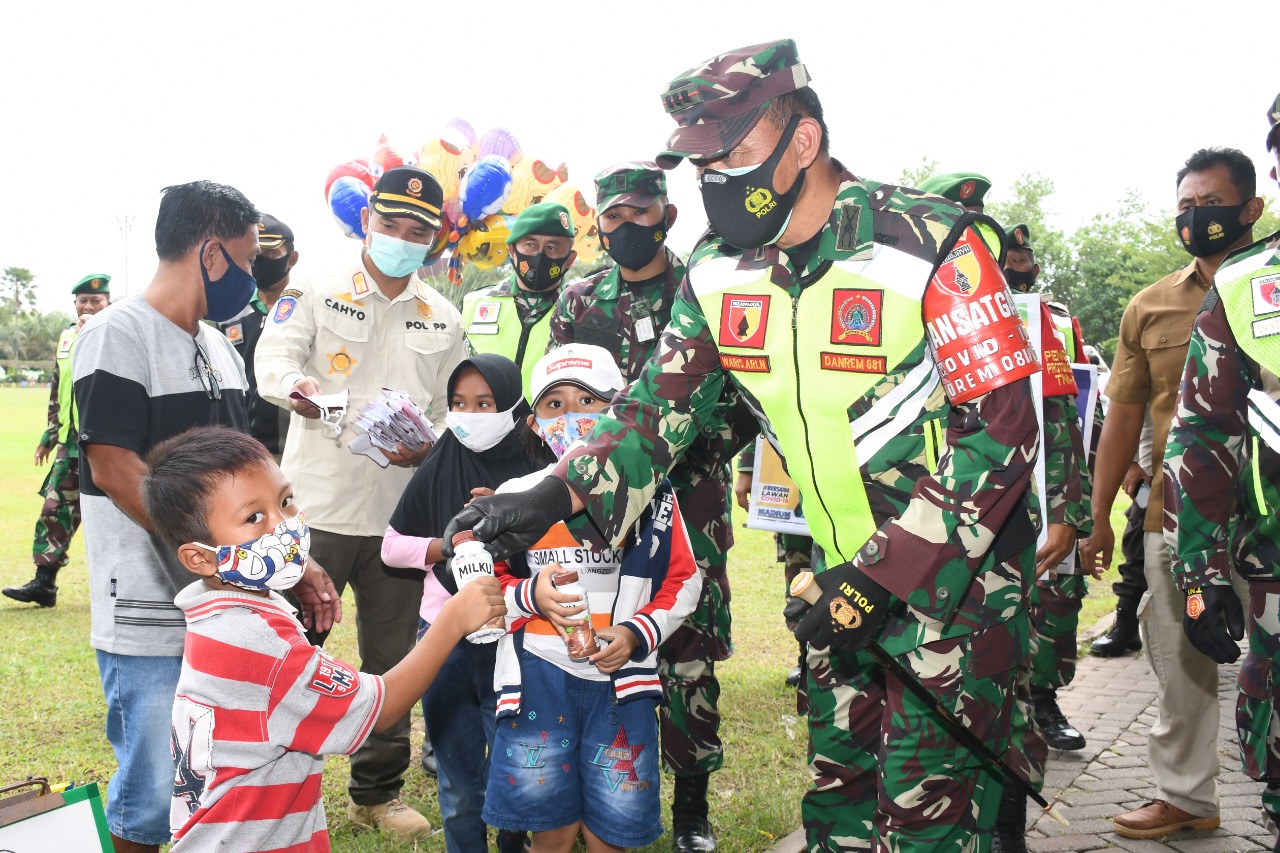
[633,294,656,343]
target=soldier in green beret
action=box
[5,274,111,608]
[463,202,577,396]
[917,172,992,214]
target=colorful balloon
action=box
[369,134,417,179]
[419,123,476,203]
[328,176,370,239]
[443,117,477,150]
[457,214,514,270]
[503,158,568,215]
[476,127,522,168]
[425,209,453,262]
[459,155,513,226]
[324,159,374,200]
[544,183,600,263]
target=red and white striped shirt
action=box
[169,583,384,852]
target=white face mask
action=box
[194,513,310,592]
[446,404,519,452]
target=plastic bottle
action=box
[552,569,596,661]
[451,531,506,643]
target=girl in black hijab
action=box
[382,353,548,853]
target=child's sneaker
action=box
[347,798,431,839]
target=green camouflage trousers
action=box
[802,633,1019,851]
[659,468,733,777]
[33,444,81,571]
[1005,638,1048,792]
[1028,574,1087,690]
[1235,585,1280,817]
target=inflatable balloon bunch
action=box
[324,121,602,284]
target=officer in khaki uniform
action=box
[462,202,576,397]
[5,273,111,608]
[256,166,468,840]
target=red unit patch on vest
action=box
[830,289,882,346]
[720,353,771,373]
[923,230,1039,404]
[820,352,887,374]
[718,294,770,349]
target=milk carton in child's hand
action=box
[450,532,507,643]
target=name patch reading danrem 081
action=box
[922,230,1039,404]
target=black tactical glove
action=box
[794,561,893,652]
[441,476,574,562]
[1182,583,1244,664]
[782,594,810,625]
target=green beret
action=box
[1006,223,1033,252]
[507,202,575,245]
[917,172,991,207]
[73,273,111,295]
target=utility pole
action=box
[116,215,134,297]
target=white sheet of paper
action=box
[289,388,350,415]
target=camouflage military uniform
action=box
[554,166,1039,850]
[33,356,82,573]
[1165,233,1280,819]
[550,245,754,776]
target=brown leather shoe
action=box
[1114,800,1220,838]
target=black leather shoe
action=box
[3,568,57,608]
[784,666,802,687]
[1032,687,1086,751]
[990,785,1028,853]
[419,743,437,777]
[672,816,717,852]
[1090,610,1141,657]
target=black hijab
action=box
[388,354,541,553]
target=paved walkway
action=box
[768,621,1273,852]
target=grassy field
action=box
[0,385,1132,851]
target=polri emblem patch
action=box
[830,289,882,346]
[718,294,770,350]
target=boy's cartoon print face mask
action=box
[534,412,601,459]
[194,513,310,592]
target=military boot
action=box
[672,772,716,852]
[990,784,1028,853]
[3,567,58,608]
[1031,686,1085,751]
[785,640,804,687]
[1090,607,1141,657]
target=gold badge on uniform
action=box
[327,346,358,376]
[352,272,371,297]
[418,301,434,320]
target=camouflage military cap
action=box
[1267,91,1280,151]
[1006,223,1033,252]
[656,38,811,169]
[595,161,667,213]
[917,172,991,208]
[72,273,111,295]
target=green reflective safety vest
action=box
[54,326,78,447]
[690,222,1004,564]
[462,284,555,398]
[1216,236,1280,478]
[1051,311,1076,362]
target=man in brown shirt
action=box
[1083,147,1262,839]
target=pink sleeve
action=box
[381,525,434,570]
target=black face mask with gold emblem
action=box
[699,114,807,251]
[1175,203,1250,258]
[1003,268,1037,293]
[510,249,569,292]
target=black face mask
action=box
[1003,268,1037,293]
[1175,203,1251,258]
[511,249,569,292]
[252,252,292,290]
[699,114,807,251]
[602,218,666,271]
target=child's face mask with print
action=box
[532,383,613,459]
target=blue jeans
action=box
[420,620,499,853]
[96,651,183,845]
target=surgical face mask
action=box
[511,249,570,291]
[446,404,519,452]
[252,251,292,290]
[194,513,310,592]
[201,241,258,322]
[602,218,666,270]
[535,411,604,459]
[1175,203,1251,258]
[367,230,429,278]
[699,114,807,251]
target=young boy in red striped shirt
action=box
[142,426,504,852]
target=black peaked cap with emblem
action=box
[370,166,444,229]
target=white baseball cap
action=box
[530,343,626,406]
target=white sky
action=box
[3,0,1277,312]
